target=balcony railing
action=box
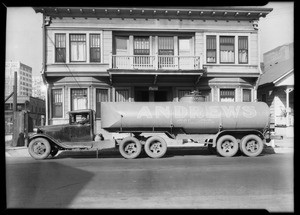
[110,55,202,70]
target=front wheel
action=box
[216,135,239,157]
[144,136,167,158]
[240,134,264,157]
[119,136,142,159]
[28,138,51,160]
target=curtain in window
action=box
[71,89,87,110]
[52,89,62,117]
[90,34,101,62]
[220,89,235,102]
[134,37,150,55]
[70,35,86,62]
[238,36,248,63]
[158,37,174,55]
[243,89,251,102]
[220,36,234,63]
[96,89,109,118]
[115,89,129,102]
[55,34,66,62]
[206,36,216,63]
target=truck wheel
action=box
[119,137,142,159]
[240,134,264,157]
[28,138,51,160]
[144,136,167,158]
[216,135,239,157]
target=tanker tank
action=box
[101,102,270,134]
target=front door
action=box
[135,87,172,102]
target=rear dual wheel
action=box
[216,135,239,157]
[144,136,167,158]
[119,137,142,159]
[240,134,264,157]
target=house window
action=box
[206,35,216,63]
[220,89,235,102]
[115,89,130,102]
[220,36,235,63]
[71,88,88,110]
[52,89,63,118]
[90,34,101,62]
[243,89,251,102]
[158,36,174,55]
[96,89,109,118]
[238,36,248,64]
[70,34,86,62]
[134,37,150,55]
[55,34,66,63]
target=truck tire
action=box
[28,138,51,160]
[144,136,167,158]
[240,134,264,157]
[216,135,239,157]
[119,136,142,159]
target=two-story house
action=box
[33,7,272,135]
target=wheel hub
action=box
[221,140,233,152]
[150,142,162,154]
[246,140,258,152]
[33,142,46,155]
[124,143,137,154]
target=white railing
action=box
[111,55,202,70]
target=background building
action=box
[32,75,46,100]
[257,43,294,137]
[5,61,33,97]
[33,7,272,136]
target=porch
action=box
[109,54,203,70]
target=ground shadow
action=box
[6,162,94,208]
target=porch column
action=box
[285,87,293,126]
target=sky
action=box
[5,2,294,76]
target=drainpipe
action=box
[254,19,261,102]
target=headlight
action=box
[33,128,38,133]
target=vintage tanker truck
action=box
[27,93,274,160]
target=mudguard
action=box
[28,133,67,150]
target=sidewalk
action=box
[5,137,294,158]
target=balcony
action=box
[110,55,203,71]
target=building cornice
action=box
[33,7,272,21]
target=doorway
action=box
[134,87,172,102]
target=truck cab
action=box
[28,109,106,160]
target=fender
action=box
[28,133,67,150]
[211,129,264,147]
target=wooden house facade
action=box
[33,7,272,134]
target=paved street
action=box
[5,148,293,212]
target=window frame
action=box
[55,33,66,63]
[242,88,252,102]
[94,87,110,119]
[89,34,101,62]
[204,33,250,65]
[70,88,88,111]
[51,88,64,119]
[238,36,249,64]
[69,34,87,63]
[219,36,235,64]
[114,87,132,102]
[219,88,236,102]
[52,30,103,64]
